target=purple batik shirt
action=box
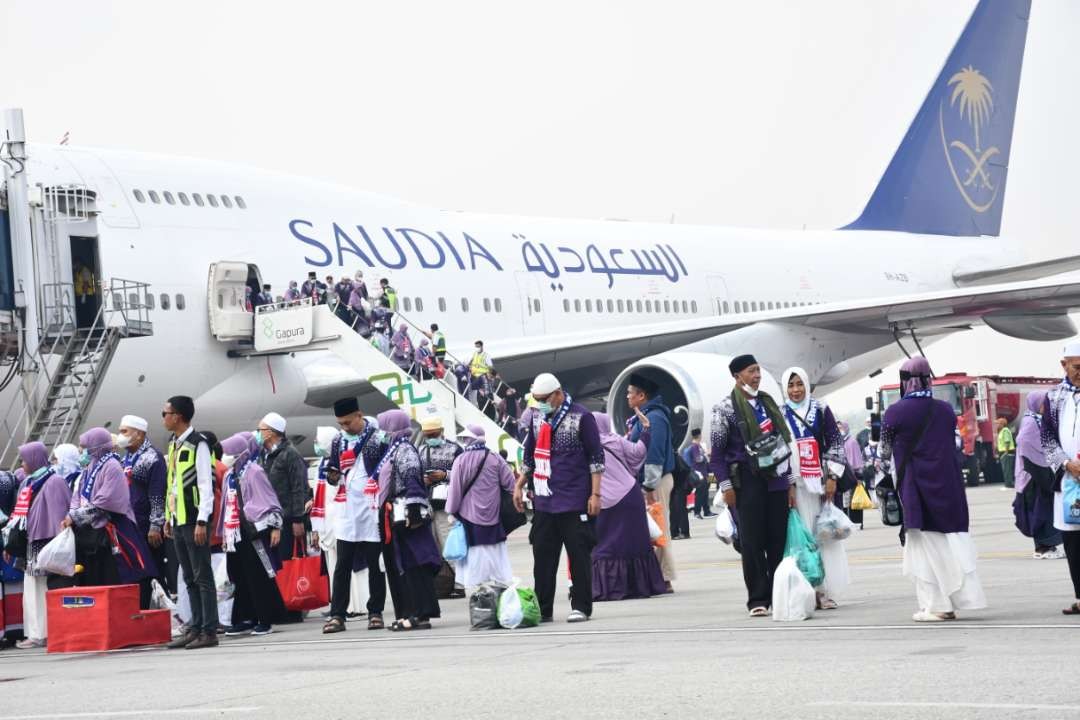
[522,402,605,514]
[708,394,792,493]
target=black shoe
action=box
[167,631,198,649]
[703,512,718,518]
[185,633,220,650]
[694,513,702,520]
[540,616,554,624]
[224,622,254,636]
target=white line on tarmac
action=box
[809,701,1080,712]
[0,708,259,719]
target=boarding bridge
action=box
[211,278,523,462]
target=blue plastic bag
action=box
[1063,478,1080,526]
[783,509,825,587]
[443,521,468,562]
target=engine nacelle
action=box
[606,352,783,450]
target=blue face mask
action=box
[341,431,359,443]
[535,402,554,416]
[78,450,91,467]
[314,443,327,457]
[253,430,264,446]
[425,437,444,448]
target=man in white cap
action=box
[1040,342,1080,614]
[258,412,313,574]
[417,415,464,598]
[118,414,169,604]
[513,373,604,623]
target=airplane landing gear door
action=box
[208,261,260,341]
[514,273,545,337]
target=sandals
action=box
[819,597,839,611]
[1062,603,1080,616]
[322,618,346,634]
[389,617,432,632]
[912,610,955,622]
[367,615,385,630]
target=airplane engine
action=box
[605,352,782,451]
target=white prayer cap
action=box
[119,415,148,432]
[420,415,443,432]
[1064,341,1080,358]
[531,372,561,396]
[261,412,287,434]
[315,426,338,448]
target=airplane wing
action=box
[953,254,1080,287]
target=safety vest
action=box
[997,426,1015,454]
[432,331,446,353]
[383,286,397,310]
[74,267,95,296]
[470,351,490,377]
[167,431,206,526]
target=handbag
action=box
[275,539,330,611]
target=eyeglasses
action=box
[162,411,178,417]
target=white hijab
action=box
[781,366,812,414]
[52,443,81,477]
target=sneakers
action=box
[224,622,254,636]
[14,638,44,649]
[1038,547,1066,560]
[185,633,220,649]
[167,631,198,649]
[566,610,590,623]
[250,624,273,636]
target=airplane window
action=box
[438,297,446,312]
[672,301,679,314]
[483,298,491,312]
[207,195,219,208]
[721,301,728,314]
[148,190,160,204]
[664,300,671,313]
[402,297,412,312]
[751,301,758,312]
[645,300,652,312]
[221,195,233,209]
[164,191,175,205]
[617,299,624,313]
[216,292,224,310]
[160,293,170,310]
[636,300,643,313]
[606,300,614,313]
[532,299,539,313]
[681,300,689,313]
[595,299,603,313]
[563,299,570,312]
[496,298,504,312]
[235,196,247,209]
[145,293,155,310]
[585,299,593,312]
[176,294,186,310]
[193,193,204,207]
[574,299,581,312]
[461,298,469,312]
[178,192,190,206]
[765,301,772,310]
[415,297,424,312]
[133,189,145,203]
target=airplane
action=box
[1,0,1079,460]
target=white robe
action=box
[903,530,987,613]
[1053,391,1080,534]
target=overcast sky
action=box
[2,0,1077,415]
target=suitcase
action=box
[46,584,170,653]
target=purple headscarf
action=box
[391,324,412,357]
[1015,390,1049,492]
[80,427,115,458]
[592,412,646,509]
[220,432,281,525]
[73,427,134,521]
[18,442,49,474]
[26,473,72,543]
[900,356,933,397]
[376,410,413,505]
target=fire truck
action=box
[872,372,1058,483]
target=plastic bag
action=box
[517,587,541,628]
[814,503,855,543]
[1064,478,1080,525]
[35,527,76,576]
[714,507,738,545]
[784,509,824,587]
[498,579,524,629]
[646,502,668,547]
[443,521,468,562]
[149,578,185,636]
[771,556,815,622]
[850,483,875,511]
[646,510,662,541]
[469,582,506,630]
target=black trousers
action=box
[693,476,712,516]
[670,484,691,536]
[1064,532,1080,599]
[400,565,440,620]
[734,473,790,610]
[531,510,596,618]
[173,524,219,634]
[228,532,286,627]
[330,540,403,621]
[73,527,119,588]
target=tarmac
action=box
[1,485,1077,720]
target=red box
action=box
[46,585,170,653]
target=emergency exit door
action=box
[513,273,545,337]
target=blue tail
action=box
[843,0,1031,237]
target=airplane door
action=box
[208,261,259,341]
[706,274,731,315]
[514,272,545,336]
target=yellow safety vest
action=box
[470,351,490,377]
[167,433,202,525]
[74,267,95,296]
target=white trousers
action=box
[23,573,48,641]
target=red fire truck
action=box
[874,372,1058,482]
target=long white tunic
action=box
[335,457,380,544]
[1053,392,1080,534]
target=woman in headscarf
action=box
[590,411,668,601]
[414,338,434,380]
[65,428,157,594]
[377,409,441,631]
[1012,391,1063,559]
[217,432,286,636]
[780,367,850,609]
[838,421,867,527]
[390,324,414,373]
[6,442,72,648]
[50,444,82,493]
[445,425,517,589]
[284,280,300,303]
[880,356,986,622]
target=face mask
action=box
[741,384,759,398]
[341,431,359,443]
[78,450,91,467]
[535,402,554,416]
[314,443,327,457]
[425,437,444,448]
[115,434,132,450]
[253,430,264,446]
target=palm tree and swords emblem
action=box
[940,65,999,213]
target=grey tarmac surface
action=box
[1,485,1078,720]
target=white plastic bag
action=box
[771,556,815,622]
[149,579,186,636]
[177,552,234,625]
[714,508,737,545]
[814,502,855,543]
[497,578,524,629]
[36,527,76,576]
[646,510,662,541]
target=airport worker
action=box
[781,366,851,610]
[427,323,447,364]
[379,277,398,310]
[162,395,220,649]
[514,372,604,623]
[590,412,668,601]
[256,413,310,568]
[625,374,678,585]
[880,356,986,622]
[683,429,715,520]
[1039,343,1080,614]
[322,398,403,633]
[117,414,167,608]
[996,417,1017,489]
[417,415,464,598]
[708,354,794,617]
[218,432,286,637]
[445,424,517,589]
[7,442,71,649]
[1012,391,1063,559]
[65,428,158,592]
[50,443,82,493]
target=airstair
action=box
[248,299,524,463]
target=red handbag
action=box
[274,540,330,612]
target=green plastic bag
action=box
[517,587,541,628]
[784,509,825,587]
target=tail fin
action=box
[843,0,1031,237]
